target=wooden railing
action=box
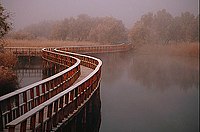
[5,47,42,57]
[0,50,81,131]
[4,43,133,56]
[4,48,102,132]
[58,43,133,53]
[0,44,133,131]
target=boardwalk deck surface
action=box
[74,66,94,84]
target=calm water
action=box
[17,50,199,132]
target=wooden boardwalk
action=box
[0,44,133,131]
[0,48,102,132]
[74,66,94,84]
[2,65,94,132]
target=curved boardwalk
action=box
[0,44,133,132]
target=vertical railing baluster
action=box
[39,108,44,131]
[20,119,27,132]
[36,86,40,105]
[30,88,34,109]
[53,100,58,127]
[30,114,36,130]
[15,94,20,119]
[23,92,27,114]
[7,98,12,123]
[0,102,4,130]
[41,84,45,103]
[47,104,53,131]
[59,97,64,122]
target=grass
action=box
[136,42,199,57]
[4,39,100,47]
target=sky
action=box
[1,0,199,30]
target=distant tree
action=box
[129,9,198,45]
[153,9,173,44]
[0,3,11,39]
[128,21,148,45]
[89,17,127,43]
[75,14,94,41]
[179,12,198,42]
[129,12,154,45]
[22,21,54,39]
[7,14,128,44]
[51,21,66,40]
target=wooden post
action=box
[8,98,12,123]
[53,100,58,127]
[47,104,53,131]
[23,92,27,113]
[30,88,34,109]
[20,120,27,132]
[0,103,3,131]
[15,95,20,118]
[39,109,44,131]
[41,84,45,103]
[30,114,36,130]
[36,86,40,105]
[8,126,15,132]
[59,97,64,122]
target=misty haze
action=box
[0,0,199,132]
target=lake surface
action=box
[16,50,199,132]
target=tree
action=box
[153,9,173,44]
[0,3,11,39]
[89,17,127,43]
[128,21,148,45]
[179,12,198,42]
[129,9,198,45]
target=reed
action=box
[4,39,99,47]
[136,42,199,57]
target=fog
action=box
[1,0,198,30]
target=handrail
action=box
[4,43,133,55]
[6,48,102,132]
[0,49,81,130]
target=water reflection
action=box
[93,50,198,132]
[93,51,198,91]
[15,57,43,87]
[129,54,199,91]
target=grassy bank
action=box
[4,39,100,47]
[136,42,199,57]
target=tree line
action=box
[9,14,127,43]
[8,9,199,44]
[129,9,199,44]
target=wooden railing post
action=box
[23,92,27,113]
[8,126,15,132]
[38,108,44,131]
[0,103,3,131]
[20,119,27,132]
[30,114,36,130]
